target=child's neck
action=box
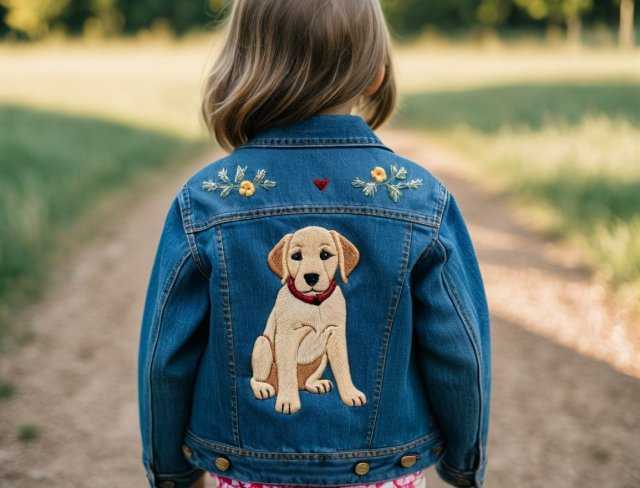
[320,102,354,116]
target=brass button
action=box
[182,445,193,459]
[215,456,231,472]
[432,446,443,456]
[354,462,370,476]
[159,482,175,488]
[400,454,418,468]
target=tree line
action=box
[0,0,636,47]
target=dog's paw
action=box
[250,378,275,400]
[305,379,333,394]
[340,388,367,407]
[275,395,301,415]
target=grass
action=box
[396,81,640,133]
[395,81,640,296]
[0,378,15,400]
[16,423,40,442]
[0,37,214,138]
[0,105,206,343]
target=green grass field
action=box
[396,79,640,295]
[0,105,205,342]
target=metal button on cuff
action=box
[215,456,231,472]
[400,454,418,468]
[354,462,370,476]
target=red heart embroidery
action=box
[313,178,329,191]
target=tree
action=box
[618,0,635,48]
[562,0,593,45]
[514,0,593,44]
[0,0,70,38]
[476,0,513,28]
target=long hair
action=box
[202,0,397,151]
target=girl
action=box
[138,1,491,488]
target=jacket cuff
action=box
[436,458,485,488]
[145,464,204,488]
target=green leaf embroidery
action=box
[218,168,230,183]
[234,165,247,183]
[202,165,277,198]
[253,169,266,184]
[352,177,367,188]
[352,164,423,202]
[387,185,401,202]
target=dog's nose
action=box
[304,273,320,286]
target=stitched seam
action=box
[244,136,381,145]
[440,240,484,473]
[185,430,441,460]
[215,226,241,446]
[179,186,209,279]
[437,466,475,487]
[440,459,476,477]
[156,468,202,479]
[145,250,191,473]
[191,206,439,232]
[414,235,439,270]
[434,183,450,232]
[242,143,392,151]
[366,223,413,447]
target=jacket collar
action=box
[243,115,392,150]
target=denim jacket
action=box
[138,115,491,488]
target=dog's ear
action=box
[268,233,292,283]
[330,231,360,283]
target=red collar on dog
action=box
[287,277,337,306]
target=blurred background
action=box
[0,1,639,487]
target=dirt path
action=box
[1,131,639,488]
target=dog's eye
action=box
[291,251,303,261]
[320,250,333,261]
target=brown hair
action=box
[202,0,397,151]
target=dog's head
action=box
[268,226,360,293]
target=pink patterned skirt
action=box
[211,470,425,488]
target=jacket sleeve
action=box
[138,196,209,488]
[413,193,491,488]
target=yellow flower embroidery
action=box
[202,166,277,198]
[239,180,256,197]
[371,166,387,182]
[353,164,423,202]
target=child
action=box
[138,1,491,488]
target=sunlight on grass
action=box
[397,82,640,132]
[0,37,219,138]
[395,42,640,92]
[1,37,638,136]
[436,118,640,293]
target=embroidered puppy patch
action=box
[250,226,366,415]
[352,164,423,202]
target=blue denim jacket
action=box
[138,115,491,488]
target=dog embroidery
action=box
[250,226,367,415]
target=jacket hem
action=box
[183,431,444,486]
